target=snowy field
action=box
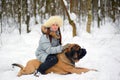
[0,22,120,80]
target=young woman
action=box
[35,16,69,76]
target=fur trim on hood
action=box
[42,16,63,27]
[41,26,60,39]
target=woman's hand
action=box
[62,44,70,50]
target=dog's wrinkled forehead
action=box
[69,44,81,51]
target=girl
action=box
[35,16,69,76]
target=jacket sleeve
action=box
[40,35,63,54]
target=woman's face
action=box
[50,24,59,32]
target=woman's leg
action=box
[36,54,58,74]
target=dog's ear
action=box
[64,44,76,57]
[63,47,70,53]
[63,44,72,53]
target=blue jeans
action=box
[37,54,58,74]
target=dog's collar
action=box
[60,56,75,66]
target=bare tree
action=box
[17,0,22,34]
[61,0,76,37]
[33,0,38,24]
[86,0,92,33]
[0,0,2,33]
[25,0,31,33]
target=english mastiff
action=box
[12,44,97,77]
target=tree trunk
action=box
[111,0,116,22]
[25,0,31,33]
[34,0,38,24]
[61,0,76,37]
[0,0,3,33]
[0,14,2,33]
[51,0,56,15]
[18,0,22,34]
[86,0,92,33]
[70,0,74,13]
[26,14,30,33]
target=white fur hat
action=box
[43,16,63,27]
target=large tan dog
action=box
[12,44,97,77]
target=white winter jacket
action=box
[35,34,63,62]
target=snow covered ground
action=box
[0,22,120,80]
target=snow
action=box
[70,13,77,21]
[0,20,120,80]
[63,0,67,6]
[118,7,120,10]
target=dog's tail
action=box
[12,63,24,69]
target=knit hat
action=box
[43,16,63,27]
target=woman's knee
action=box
[47,54,58,63]
[52,55,58,63]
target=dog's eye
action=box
[77,49,80,53]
